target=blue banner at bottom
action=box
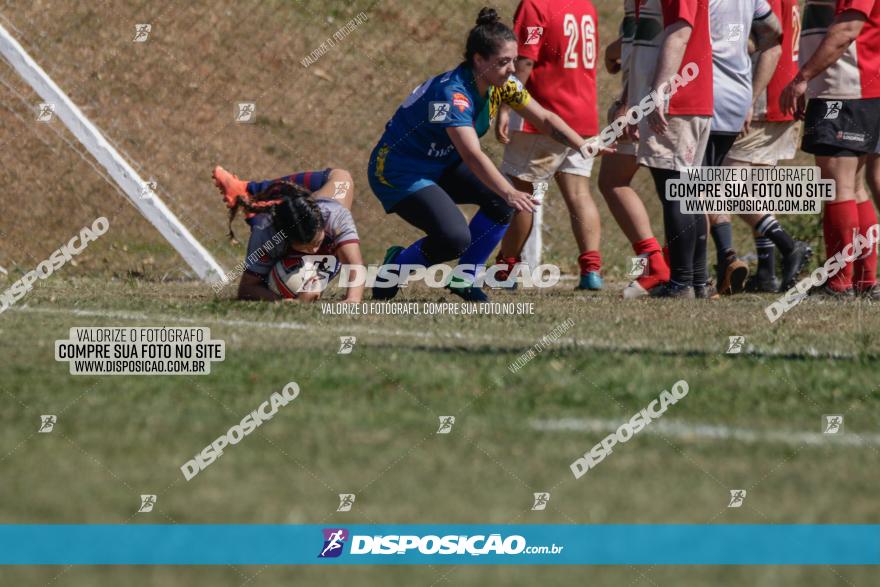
[0,525,877,565]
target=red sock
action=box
[578,250,602,274]
[823,200,859,292]
[494,253,520,281]
[633,238,670,289]
[633,237,661,257]
[855,201,878,290]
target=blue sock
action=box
[459,211,509,280]
[395,238,430,266]
[246,181,262,195]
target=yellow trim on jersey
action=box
[489,77,531,121]
[374,145,395,188]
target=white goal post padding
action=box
[506,110,544,268]
[522,204,543,269]
[0,23,225,282]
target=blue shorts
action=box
[367,143,458,212]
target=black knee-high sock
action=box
[755,237,776,280]
[694,216,709,287]
[711,222,735,269]
[650,167,696,287]
[755,215,795,256]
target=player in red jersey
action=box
[494,0,605,290]
[782,0,880,299]
[600,0,672,299]
[632,0,715,298]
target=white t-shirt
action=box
[709,0,774,133]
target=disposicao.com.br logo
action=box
[318,528,563,558]
[318,528,349,558]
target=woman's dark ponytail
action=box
[225,180,323,245]
[266,181,325,246]
[476,7,500,26]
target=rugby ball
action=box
[268,257,320,299]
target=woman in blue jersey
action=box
[368,7,599,302]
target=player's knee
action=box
[328,168,353,184]
[327,169,354,196]
[482,198,515,225]
[436,226,471,260]
[598,167,626,198]
[497,205,515,225]
[562,185,595,206]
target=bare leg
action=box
[598,151,670,294]
[314,169,355,210]
[555,171,600,254]
[867,153,880,202]
[855,157,869,204]
[816,155,860,203]
[597,152,653,243]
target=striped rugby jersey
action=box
[621,0,638,92]
[630,0,714,117]
[800,0,880,99]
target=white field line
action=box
[530,417,880,448]
[7,305,865,360]
[11,305,427,339]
